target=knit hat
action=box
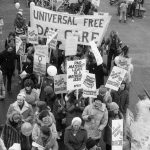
[17,9,23,16]
[99,85,107,96]
[108,102,119,111]
[71,117,82,126]
[44,86,54,95]
[9,110,21,122]
[40,125,51,136]
[86,138,97,150]
[36,101,47,109]
[17,92,26,101]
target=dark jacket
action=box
[111,90,129,114]
[88,63,108,89]
[0,50,16,73]
[64,126,87,150]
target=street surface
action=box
[0,0,150,129]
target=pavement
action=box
[0,0,150,142]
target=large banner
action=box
[105,66,127,91]
[112,119,123,150]
[67,59,86,91]
[30,5,111,49]
[82,73,97,98]
[33,48,47,76]
[54,74,67,94]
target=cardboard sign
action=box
[82,73,97,98]
[112,119,123,150]
[90,41,103,66]
[15,36,24,55]
[34,45,49,63]
[28,27,38,44]
[33,49,47,76]
[105,66,127,91]
[65,35,78,56]
[92,0,100,7]
[30,5,111,49]
[46,29,58,46]
[67,59,86,90]
[54,74,67,94]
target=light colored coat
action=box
[7,101,33,123]
[82,103,108,139]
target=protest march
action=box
[0,0,149,150]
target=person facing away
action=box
[119,1,128,23]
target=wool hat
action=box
[44,86,54,95]
[9,110,21,122]
[86,138,97,149]
[99,85,107,96]
[108,102,119,111]
[71,117,82,126]
[36,101,47,109]
[17,9,23,16]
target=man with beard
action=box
[32,125,58,150]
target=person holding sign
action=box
[82,97,108,145]
[111,81,129,116]
[103,102,124,150]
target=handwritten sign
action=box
[90,41,103,66]
[105,66,127,91]
[67,59,86,90]
[82,73,97,98]
[65,35,78,56]
[46,29,58,45]
[54,74,67,94]
[112,119,123,150]
[15,36,24,55]
[28,27,38,44]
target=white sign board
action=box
[33,48,47,76]
[30,5,111,49]
[112,119,123,150]
[67,59,86,90]
[16,36,22,53]
[105,66,127,91]
[90,41,103,66]
[28,27,38,44]
[92,0,100,7]
[34,45,49,63]
[54,74,67,94]
[46,29,58,45]
[82,73,97,98]
[65,35,78,56]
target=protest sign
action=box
[112,119,123,150]
[92,0,100,7]
[65,34,78,56]
[33,48,47,76]
[15,36,24,55]
[126,108,134,127]
[105,66,127,91]
[90,41,103,66]
[67,59,86,90]
[34,45,49,63]
[54,74,67,94]
[28,27,38,44]
[30,5,111,49]
[46,29,58,46]
[82,73,97,98]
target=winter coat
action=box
[32,123,58,141]
[7,101,33,124]
[103,111,124,145]
[20,88,39,106]
[111,90,129,115]
[82,103,108,139]
[64,126,87,150]
[0,50,16,74]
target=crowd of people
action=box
[0,0,147,150]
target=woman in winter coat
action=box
[103,102,124,150]
[64,117,87,150]
[82,98,108,143]
[32,110,58,141]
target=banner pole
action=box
[49,48,52,63]
[76,89,79,100]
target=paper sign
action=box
[28,27,38,44]
[67,59,86,90]
[126,108,134,127]
[82,73,97,98]
[46,29,58,45]
[32,142,44,150]
[33,49,47,76]
[0,18,4,26]
[34,45,49,63]
[105,66,127,91]
[54,74,67,94]
[65,35,78,56]
[92,0,100,7]
[90,41,103,66]
[112,119,123,150]
[15,36,24,55]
